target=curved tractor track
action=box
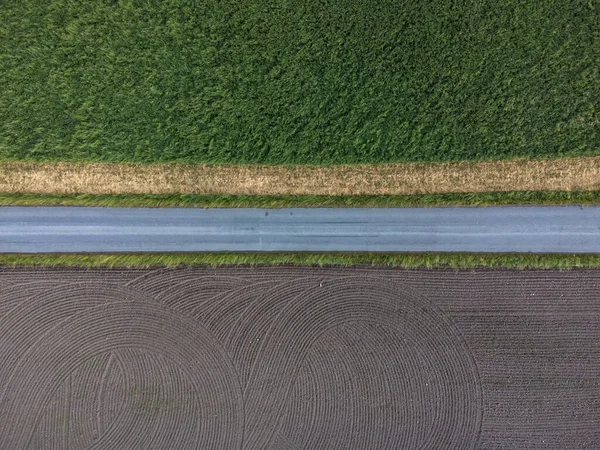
[0,267,598,448]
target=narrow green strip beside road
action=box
[2,190,600,208]
[2,253,600,269]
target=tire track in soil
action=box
[0,287,244,449]
[2,267,595,448]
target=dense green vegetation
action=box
[1,0,598,164]
[3,190,600,208]
[2,252,600,269]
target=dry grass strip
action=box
[1,157,600,195]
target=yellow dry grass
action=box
[1,157,600,195]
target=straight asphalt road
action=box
[1,206,600,253]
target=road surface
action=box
[0,206,599,253]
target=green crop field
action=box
[1,0,599,165]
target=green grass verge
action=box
[2,191,600,208]
[1,0,599,164]
[1,253,600,269]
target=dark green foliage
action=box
[1,0,599,164]
[2,190,600,208]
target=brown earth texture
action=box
[0,267,598,449]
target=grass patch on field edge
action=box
[3,190,600,208]
[2,253,600,269]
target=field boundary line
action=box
[1,157,600,195]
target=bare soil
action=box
[0,267,598,449]
[1,157,600,195]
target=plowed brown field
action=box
[0,267,598,449]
